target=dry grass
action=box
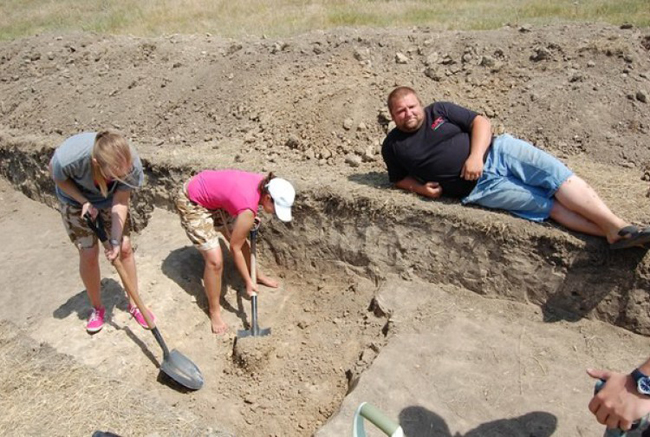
[0,0,648,41]
[0,321,228,437]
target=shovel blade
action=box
[160,349,204,390]
[237,327,271,338]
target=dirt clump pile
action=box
[0,23,649,175]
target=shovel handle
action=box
[353,403,403,437]
[249,225,257,287]
[84,213,156,330]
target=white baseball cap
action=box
[267,178,295,222]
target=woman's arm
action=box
[49,160,96,218]
[107,189,130,261]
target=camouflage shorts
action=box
[174,184,233,251]
[59,203,131,250]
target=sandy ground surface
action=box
[317,278,650,437]
[1,22,650,436]
[2,174,650,436]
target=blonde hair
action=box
[91,131,132,197]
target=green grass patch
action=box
[0,0,648,41]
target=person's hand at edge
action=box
[587,368,650,431]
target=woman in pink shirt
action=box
[174,170,295,334]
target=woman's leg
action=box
[554,176,627,243]
[200,247,228,334]
[117,236,143,309]
[79,244,102,308]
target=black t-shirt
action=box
[382,101,487,198]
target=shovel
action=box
[84,213,204,390]
[237,221,271,338]
[353,402,403,437]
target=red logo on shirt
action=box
[431,116,445,130]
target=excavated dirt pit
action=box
[0,170,392,436]
[2,22,650,436]
[2,151,650,436]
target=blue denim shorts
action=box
[461,134,574,221]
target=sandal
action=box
[610,225,650,250]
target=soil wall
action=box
[3,133,650,336]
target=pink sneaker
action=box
[128,304,155,330]
[86,306,105,333]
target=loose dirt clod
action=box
[233,336,275,373]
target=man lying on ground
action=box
[381,86,649,249]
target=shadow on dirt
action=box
[541,247,648,325]
[347,171,390,190]
[109,321,159,367]
[53,278,128,322]
[347,171,471,206]
[398,406,557,436]
[160,240,247,327]
[350,170,650,331]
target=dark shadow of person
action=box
[399,406,557,437]
[464,411,557,437]
[53,278,127,323]
[398,405,452,436]
[160,240,247,327]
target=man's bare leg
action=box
[550,202,605,237]
[553,176,627,243]
[200,247,228,334]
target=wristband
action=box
[109,238,120,247]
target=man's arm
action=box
[395,176,442,199]
[461,115,492,181]
[588,357,650,431]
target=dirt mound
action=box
[1,23,649,172]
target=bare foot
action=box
[210,315,228,335]
[606,224,628,244]
[257,272,279,288]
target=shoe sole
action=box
[86,325,103,333]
